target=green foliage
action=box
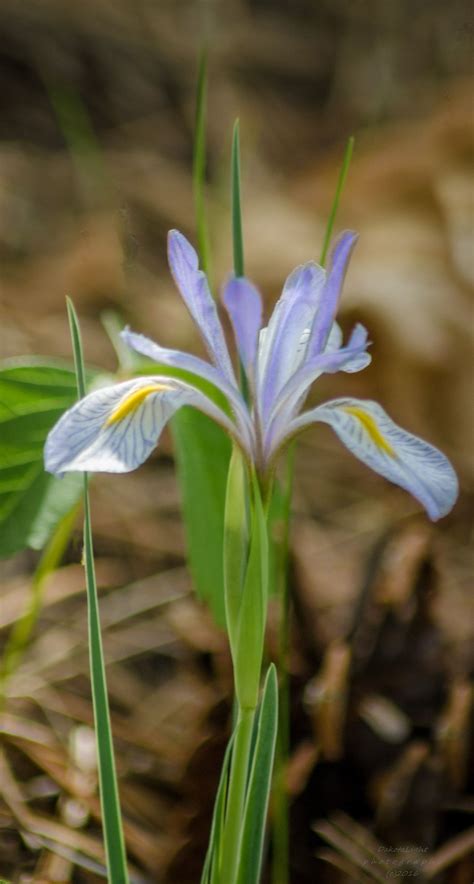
[232,473,268,710]
[223,446,249,650]
[319,135,354,267]
[237,664,279,884]
[231,121,245,278]
[0,504,79,695]
[200,732,235,884]
[0,359,88,557]
[67,299,129,883]
[172,409,231,626]
[171,51,231,627]
[193,50,211,279]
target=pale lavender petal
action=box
[257,261,326,419]
[340,324,372,372]
[264,324,371,457]
[325,321,343,352]
[45,376,247,476]
[306,231,358,358]
[168,230,236,382]
[121,328,254,450]
[274,397,458,521]
[222,275,263,377]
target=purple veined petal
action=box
[168,230,236,383]
[263,324,371,457]
[257,261,326,420]
[120,328,255,453]
[222,275,263,380]
[274,397,458,521]
[45,376,248,476]
[306,231,358,359]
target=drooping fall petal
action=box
[282,397,458,520]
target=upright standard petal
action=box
[167,230,236,383]
[45,376,245,476]
[257,261,326,419]
[282,398,458,520]
[222,276,263,380]
[263,326,371,458]
[306,231,358,359]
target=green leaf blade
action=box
[67,299,129,883]
[236,664,279,884]
[319,135,354,267]
[172,408,231,626]
[0,361,87,557]
[193,49,211,277]
[231,121,244,278]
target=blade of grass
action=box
[47,84,110,209]
[271,136,355,884]
[193,49,211,278]
[231,119,250,403]
[173,50,231,627]
[236,664,278,884]
[67,298,129,884]
[231,120,244,278]
[319,135,354,267]
[200,732,235,884]
[0,503,79,705]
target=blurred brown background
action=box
[0,1,473,882]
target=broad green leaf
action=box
[67,299,129,883]
[172,408,231,626]
[0,359,91,557]
[237,664,278,884]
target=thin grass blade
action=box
[231,120,244,278]
[67,298,129,884]
[271,137,356,884]
[200,732,235,884]
[236,664,279,884]
[193,49,211,277]
[319,135,354,267]
[172,51,231,626]
[0,503,79,700]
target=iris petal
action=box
[167,230,236,383]
[257,261,326,419]
[222,275,263,379]
[306,231,358,359]
[264,324,371,456]
[282,397,458,520]
[45,377,244,476]
[120,328,254,449]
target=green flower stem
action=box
[220,705,256,883]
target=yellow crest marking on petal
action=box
[105,383,172,427]
[343,406,395,457]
